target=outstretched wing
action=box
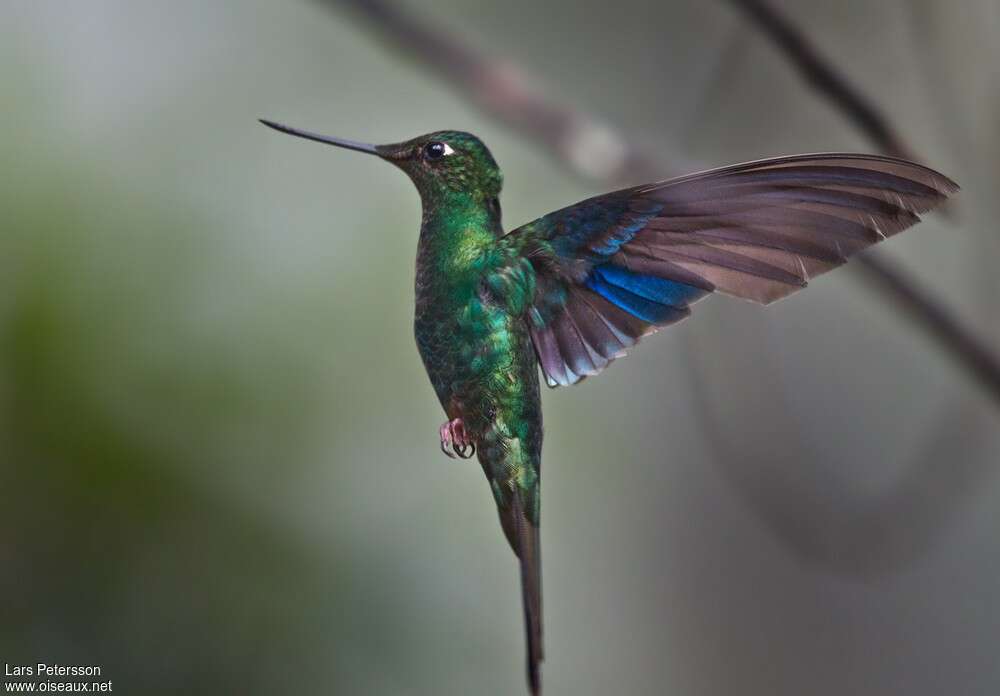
[496,153,957,387]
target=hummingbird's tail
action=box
[499,493,543,696]
[479,419,544,694]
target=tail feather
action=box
[518,501,543,696]
[500,492,543,695]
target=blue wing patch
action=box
[585,264,708,323]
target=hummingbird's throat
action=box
[420,189,502,238]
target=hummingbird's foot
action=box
[439,418,475,459]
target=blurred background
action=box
[2,1,998,694]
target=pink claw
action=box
[439,418,475,459]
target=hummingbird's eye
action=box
[423,141,453,160]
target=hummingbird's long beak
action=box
[259,119,378,155]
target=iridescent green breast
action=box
[412,190,541,444]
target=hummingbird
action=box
[260,118,956,695]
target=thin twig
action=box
[856,253,1000,396]
[328,0,663,185]
[326,0,1000,407]
[727,0,914,160]
[725,0,1000,396]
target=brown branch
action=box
[726,0,1000,396]
[855,253,1000,396]
[727,0,914,160]
[328,0,664,185]
[328,0,1000,407]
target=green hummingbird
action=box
[260,118,956,695]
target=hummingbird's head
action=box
[376,131,503,201]
[259,121,503,202]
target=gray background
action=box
[2,1,998,694]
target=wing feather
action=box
[496,153,957,386]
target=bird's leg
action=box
[439,418,475,459]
